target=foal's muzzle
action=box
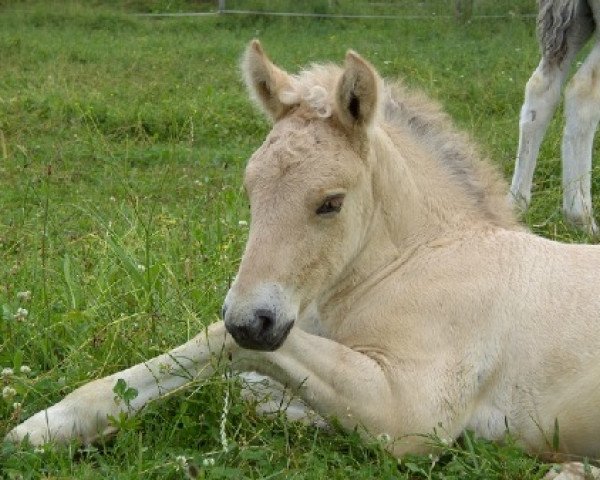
[225,309,294,351]
[222,285,295,351]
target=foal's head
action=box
[223,41,383,351]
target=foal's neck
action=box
[316,129,442,323]
[318,125,496,324]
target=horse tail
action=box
[537,0,582,66]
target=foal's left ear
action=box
[336,51,381,129]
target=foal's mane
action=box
[278,64,519,229]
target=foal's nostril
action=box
[254,308,276,333]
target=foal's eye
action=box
[316,194,345,216]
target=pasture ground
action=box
[1,1,598,478]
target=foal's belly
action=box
[465,405,509,442]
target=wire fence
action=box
[134,0,537,21]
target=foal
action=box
[7,42,600,469]
[510,0,600,234]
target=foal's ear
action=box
[242,40,292,120]
[336,51,381,129]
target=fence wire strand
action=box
[134,10,535,20]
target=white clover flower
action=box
[1,367,14,378]
[16,291,32,302]
[175,455,187,469]
[376,432,391,445]
[12,402,21,410]
[20,365,31,375]
[13,307,28,321]
[238,220,248,227]
[2,386,16,399]
[137,264,146,273]
[34,446,45,454]
[202,457,215,467]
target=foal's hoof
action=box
[5,412,55,446]
[544,462,600,480]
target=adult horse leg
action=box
[512,63,572,211]
[562,39,600,235]
[510,2,591,211]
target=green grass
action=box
[0,1,598,478]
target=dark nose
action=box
[225,307,287,351]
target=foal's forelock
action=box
[277,65,344,120]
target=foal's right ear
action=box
[242,40,292,120]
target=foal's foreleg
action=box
[6,322,233,445]
[561,42,600,235]
[238,328,445,456]
[9,325,452,456]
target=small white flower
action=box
[12,402,21,410]
[20,365,31,375]
[136,264,146,273]
[16,291,32,302]
[13,307,28,321]
[1,367,14,378]
[109,196,116,202]
[2,386,16,399]
[377,432,391,445]
[238,220,248,227]
[34,446,45,454]
[175,455,187,468]
[202,457,215,467]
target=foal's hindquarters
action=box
[369,228,600,459]
[468,231,600,459]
